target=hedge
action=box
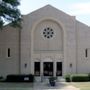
[88,73,90,81]
[71,75,89,82]
[5,74,34,82]
[65,74,90,82]
[64,74,71,82]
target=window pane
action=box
[85,49,88,57]
[8,48,11,57]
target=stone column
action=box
[41,61,43,76]
[31,60,34,75]
[54,61,56,77]
[41,61,44,82]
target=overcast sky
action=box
[19,0,90,26]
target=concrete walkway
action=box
[33,81,80,90]
[0,82,80,90]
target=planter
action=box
[50,80,55,86]
[49,77,56,86]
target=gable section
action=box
[23,5,74,23]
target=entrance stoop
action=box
[35,76,65,83]
[56,77,66,82]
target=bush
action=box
[71,74,89,82]
[5,74,34,82]
[65,74,90,82]
[88,73,90,81]
[0,76,3,80]
[0,76,4,82]
[49,77,56,82]
[65,74,71,82]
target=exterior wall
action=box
[0,26,20,77]
[20,16,32,74]
[76,21,90,73]
[34,20,63,52]
[32,19,63,76]
[1,5,90,76]
[21,5,77,75]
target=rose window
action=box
[43,27,54,39]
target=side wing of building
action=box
[76,21,90,73]
[0,25,20,76]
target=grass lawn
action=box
[0,82,33,88]
[70,82,90,90]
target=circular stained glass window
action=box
[43,27,54,39]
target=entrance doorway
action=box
[43,62,53,76]
[34,62,40,76]
[56,62,62,76]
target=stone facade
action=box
[0,5,90,77]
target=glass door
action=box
[56,62,62,76]
[34,62,40,76]
[43,62,53,76]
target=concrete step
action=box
[56,77,66,82]
[35,76,66,83]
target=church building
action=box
[0,5,90,78]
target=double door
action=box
[43,62,53,76]
[34,62,62,76]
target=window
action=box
[85,49,88,58]
[0,48,2,57]
[43,27,54,39]
[7,48,11,57]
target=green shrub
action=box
[0,76,3,80]
[65,74,90,82]
[71,74,89,82]
[0,76,4,81]
[6,74,34,82]
[88,73,90,81]
[65,74,71,82]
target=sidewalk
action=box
[0,81,80,90]
[33,81,80,90]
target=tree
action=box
[0,0,22,29]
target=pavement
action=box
[33,81,80,90]
[0,81,80,90]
